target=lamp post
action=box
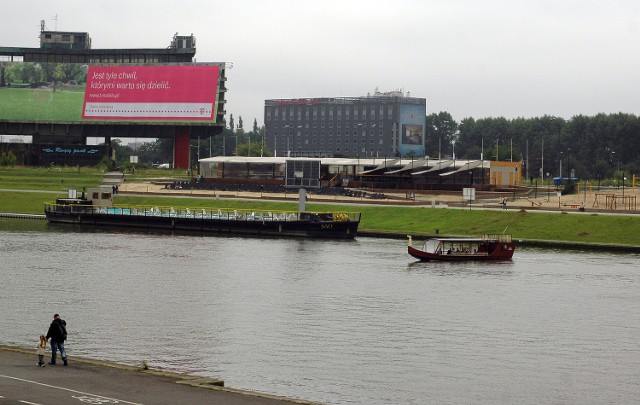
[559,152,563,179]
[612,151,617,187]
[546,172,550,202]
[622,172,626,207]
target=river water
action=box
[1,218,639,404]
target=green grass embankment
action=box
[0,167,104,191]
[1,189,639,247]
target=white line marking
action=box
[0,374,143,405]
[19,401,43,405]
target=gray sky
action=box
[4,0,640,127]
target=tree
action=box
[425,112,458,157]
[136,138,173,164]
[253,118,259,134]
[228,114,234,133]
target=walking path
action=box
[117,181,639,214]
[0,345,317,405]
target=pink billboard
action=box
[82,65,220,122]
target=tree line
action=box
[111,110,640,183]
[426,112,640,181]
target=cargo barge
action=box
[44,189,360,239]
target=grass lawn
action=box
[0,167,104,191]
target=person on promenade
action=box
[501,196,507,210]
[36,335,47,367]
[45,313,68,366]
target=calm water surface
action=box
[1,218,639,404]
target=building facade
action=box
[264,90,426,158]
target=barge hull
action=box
[45,212,359,239]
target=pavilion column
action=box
[174,127,190,170]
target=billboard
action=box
[398,104,425,157]
[0,62,221,125]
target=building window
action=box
[62,35,71,42]
[388,106,393,119]
[329,123,333,128]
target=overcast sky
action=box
[4,0,640,127]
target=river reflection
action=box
[1,218,640,405]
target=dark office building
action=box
[264,90,426,158]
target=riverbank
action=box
[2,183,640,248]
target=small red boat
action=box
[408,234,515,261]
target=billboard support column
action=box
[174,127,191,170]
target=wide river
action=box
[1,218,639,404]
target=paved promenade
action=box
[0,346,318,405]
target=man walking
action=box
[45,314,68,366]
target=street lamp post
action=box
[559,152,563,179]
[274,132,278,157]
[623,172,626,207]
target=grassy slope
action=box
[0,167,103,191]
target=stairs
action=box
[101,171,124,190]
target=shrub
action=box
[0,151,17,166]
